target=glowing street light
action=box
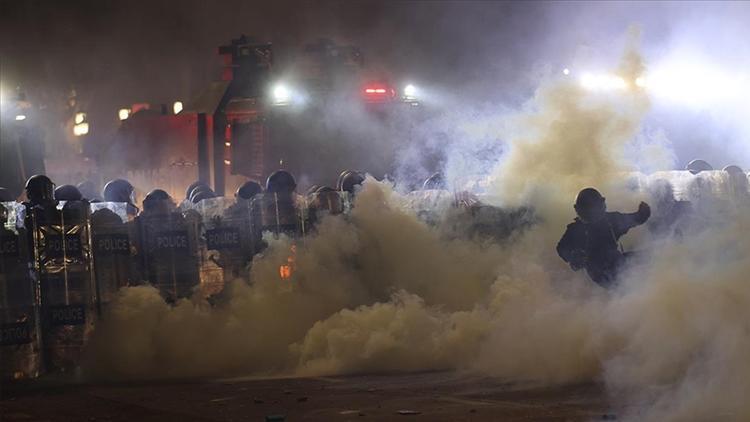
[75,112,86,124]
[173,101,183,114]
[15,114,26,121]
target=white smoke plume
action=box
[84,35,750,421]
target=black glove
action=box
[637,201,651,223]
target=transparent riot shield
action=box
[90,203,133,310]
[307,191,346,227]
[195,198,255,297]
[0,202,42,380]
[250,193,307,247]
[403,190,455,226]
[136,211,201,303]
[28,200,97,372]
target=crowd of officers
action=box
[3,160,745,380]
[0,169,366,380]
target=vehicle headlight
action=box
[118,108,131,121]
[403,84,417,99]
[272,84,291,105]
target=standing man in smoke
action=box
[557,188,650,288]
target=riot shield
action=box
[90,203,133,309]
[27,200,97,372]
[250,193,307,247]
[197,198,255,295]
[0,202,42,380]
[136,211,201,303]
[307,191,346,227]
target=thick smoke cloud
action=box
[5,2,750,420]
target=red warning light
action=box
[362,83,395,103]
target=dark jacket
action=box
[557,210,648,287]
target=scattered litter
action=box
[397,410,421,415]
[210,396,235,403]
[265,415,286,422]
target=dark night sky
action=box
[1,1,749,167]
[0,1,618,112]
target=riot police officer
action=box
[54,185,83,201]
[24,174,56,208]
[102,179,137,218]
[235,180,263,201]
[557,188,651,288]
[336,170,365,195]
[423,172,447,190]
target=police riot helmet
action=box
[191,189,216,204]
[189,185,211,202]
[103,179,135,203]
[54,184,83,201]
[142,189,173,213]
[235,181,263,200]
[0,187,14,202]
[337,170,365,194]
[423,172,446,190]
[686,159,713,175]
[266,170,297,194]
[186,180,209,200]
[723,165,744,175]
[25,174,55,205]
[574,187,607,223]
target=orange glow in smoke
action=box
[279,244,297,280]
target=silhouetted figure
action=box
[235,180,263,201]
[103,179,138,218]
[54,184,83,201]
[336,170,365,195]
[557,188,651,288]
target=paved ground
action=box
[0,372,614,421]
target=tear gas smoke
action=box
[85,38,750,421]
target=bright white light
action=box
[75,112,86,124]
[272,84,291,104]
[404,84,417,98]
[644,59,747,108]
[173,101,183,114]
[635,76,647,88]
[563,68,570,76]
[73,122,89,136]
[118,108,131,121]
[580,72,628,91]
[15,114,26,121]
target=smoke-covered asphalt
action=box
[0,372,610,421]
